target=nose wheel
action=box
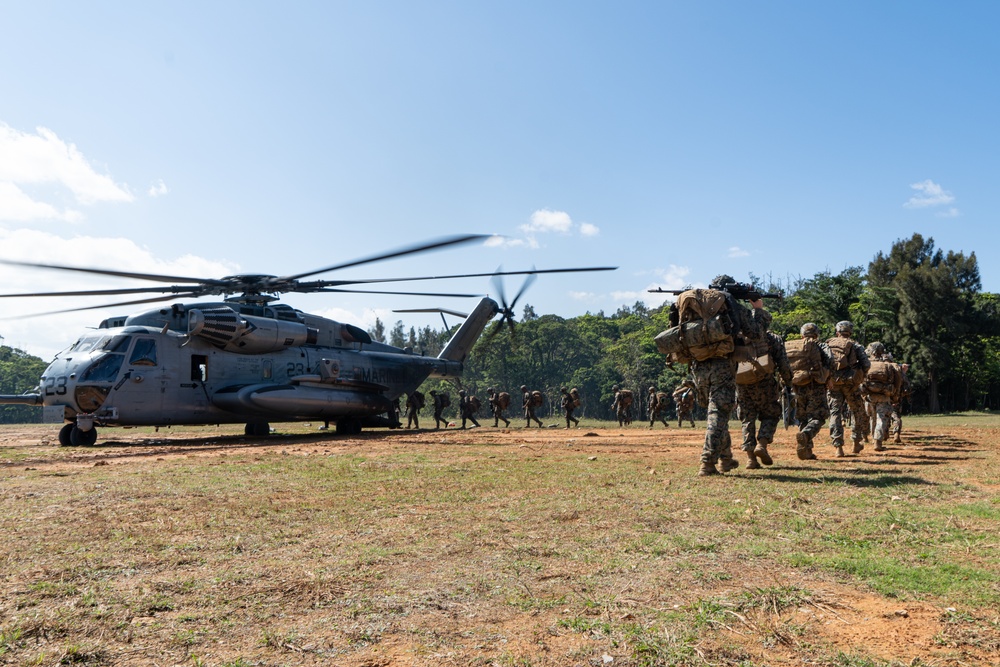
[58,423,98,447]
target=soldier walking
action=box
[735,330,792,469]
[785,323,833,460]
[861,343,902,451]
[673,380,696,427]
[611,385,633,426]
[560,387,580,428]
[405,391,423,429]
[430,389,448,430]
[459,389,481,429]
[647,386,670,428]
[521,385,544,428]
[826,321,871,457]
[487,387,511,427]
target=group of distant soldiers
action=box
[400,381,700,431]
[654,273,911,477]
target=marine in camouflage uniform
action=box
[861,343,902,451]
[521,385,543,428]
[430,390,447,430]
[786,323,833,460]
[459,389,480,429]
[736,330,793,469]
[560,387,580,428]
[647,386,670,428]
[672,381,696,427]
[487,387,511,428]
[405,392,420,429]
[826,321,871,457]
[611,385,632,426]
[691,275,771,476]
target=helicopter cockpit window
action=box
[71,335,111,353]
[129,339,158,366]
[80,353,125,383]
[105,335,133,353]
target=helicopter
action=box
[0,235,614,446]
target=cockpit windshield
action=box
[80,353,125,383]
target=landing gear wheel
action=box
[335,419,362,435]
[244,422,271,437]
[70,426,98,447]
[58,423,75,447]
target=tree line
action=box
[398,233,1000,421]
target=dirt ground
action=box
[2,420,998,666]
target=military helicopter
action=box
[0,235,614,446]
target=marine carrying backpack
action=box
[497,391,511,410]
[826,337,861,386]
[785,338,829,386]
[570,387,581,408]
[618,389,633,408]
[653,289,735,362]
[469,395,482,412]
[864,360,896,395]
[411,390,425,410]
[531,390,544,407]
[438,392,451,408]
[735,336,775,385]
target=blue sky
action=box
[1,1,997,360]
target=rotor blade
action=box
[280,234,490,281]
[0,258,229,286]
[508,271,537,311]
[484,318,505,343]
[1,292,206,320]
[312,288,483,298]
[490,266,508,308]
[298,265,618,288]
[393,308,469,318]
[0,285,207,299]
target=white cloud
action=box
[0,123,133,224]
[904,179,955,210]
[523,208,573,234]
[579,222,600,236]
[728,246,750,258]
[148,179,169,197]
[0,182,83,222]
[0,228,237,360]
[936,207,960,218]
[569,290,597,301]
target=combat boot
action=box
[745,451,761,470]
[754,442,773,466]
[852,440,864,454]
[874,439,886,451]
[795,432,811,460]
[894,433,901,444]
[698,462,719,476]
[835,445,845,458]
[720,457,739,472]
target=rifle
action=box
[781,385,797,429]
[648,281,783,302]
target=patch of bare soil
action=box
[2,421,997,666]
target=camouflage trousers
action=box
[564,407,579,427]
[675,403,695,427]
[692,357,736,465]
[615,406,631,426]
[524,405,543,427]
[890,403,903,437]
[736,378,782,452]
[870,395,893,443]
[492,405,510,427]
[795,383,829,441]
[649,405,669,427]
[827,384,869,447]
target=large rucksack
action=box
[531,390,544,407]
[865,360,896,395]
[411,390,425,410]
[785,338,829,386]
[570,387,581,408]
[735,336,775,385]
[655,391,669,407]
[497,391,511,410]
[618,389,633,408]
[438,392,451,408]
[827,337,861,386]
[468,395,482,413]
[653,289,735,362]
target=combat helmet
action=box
[520,384,528,392]
[648,386,656,393]
[800,322,819,338]
[612,384,619,391]
[712,273,736,286]
[835,320,853,335]
[560,386,568,393]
